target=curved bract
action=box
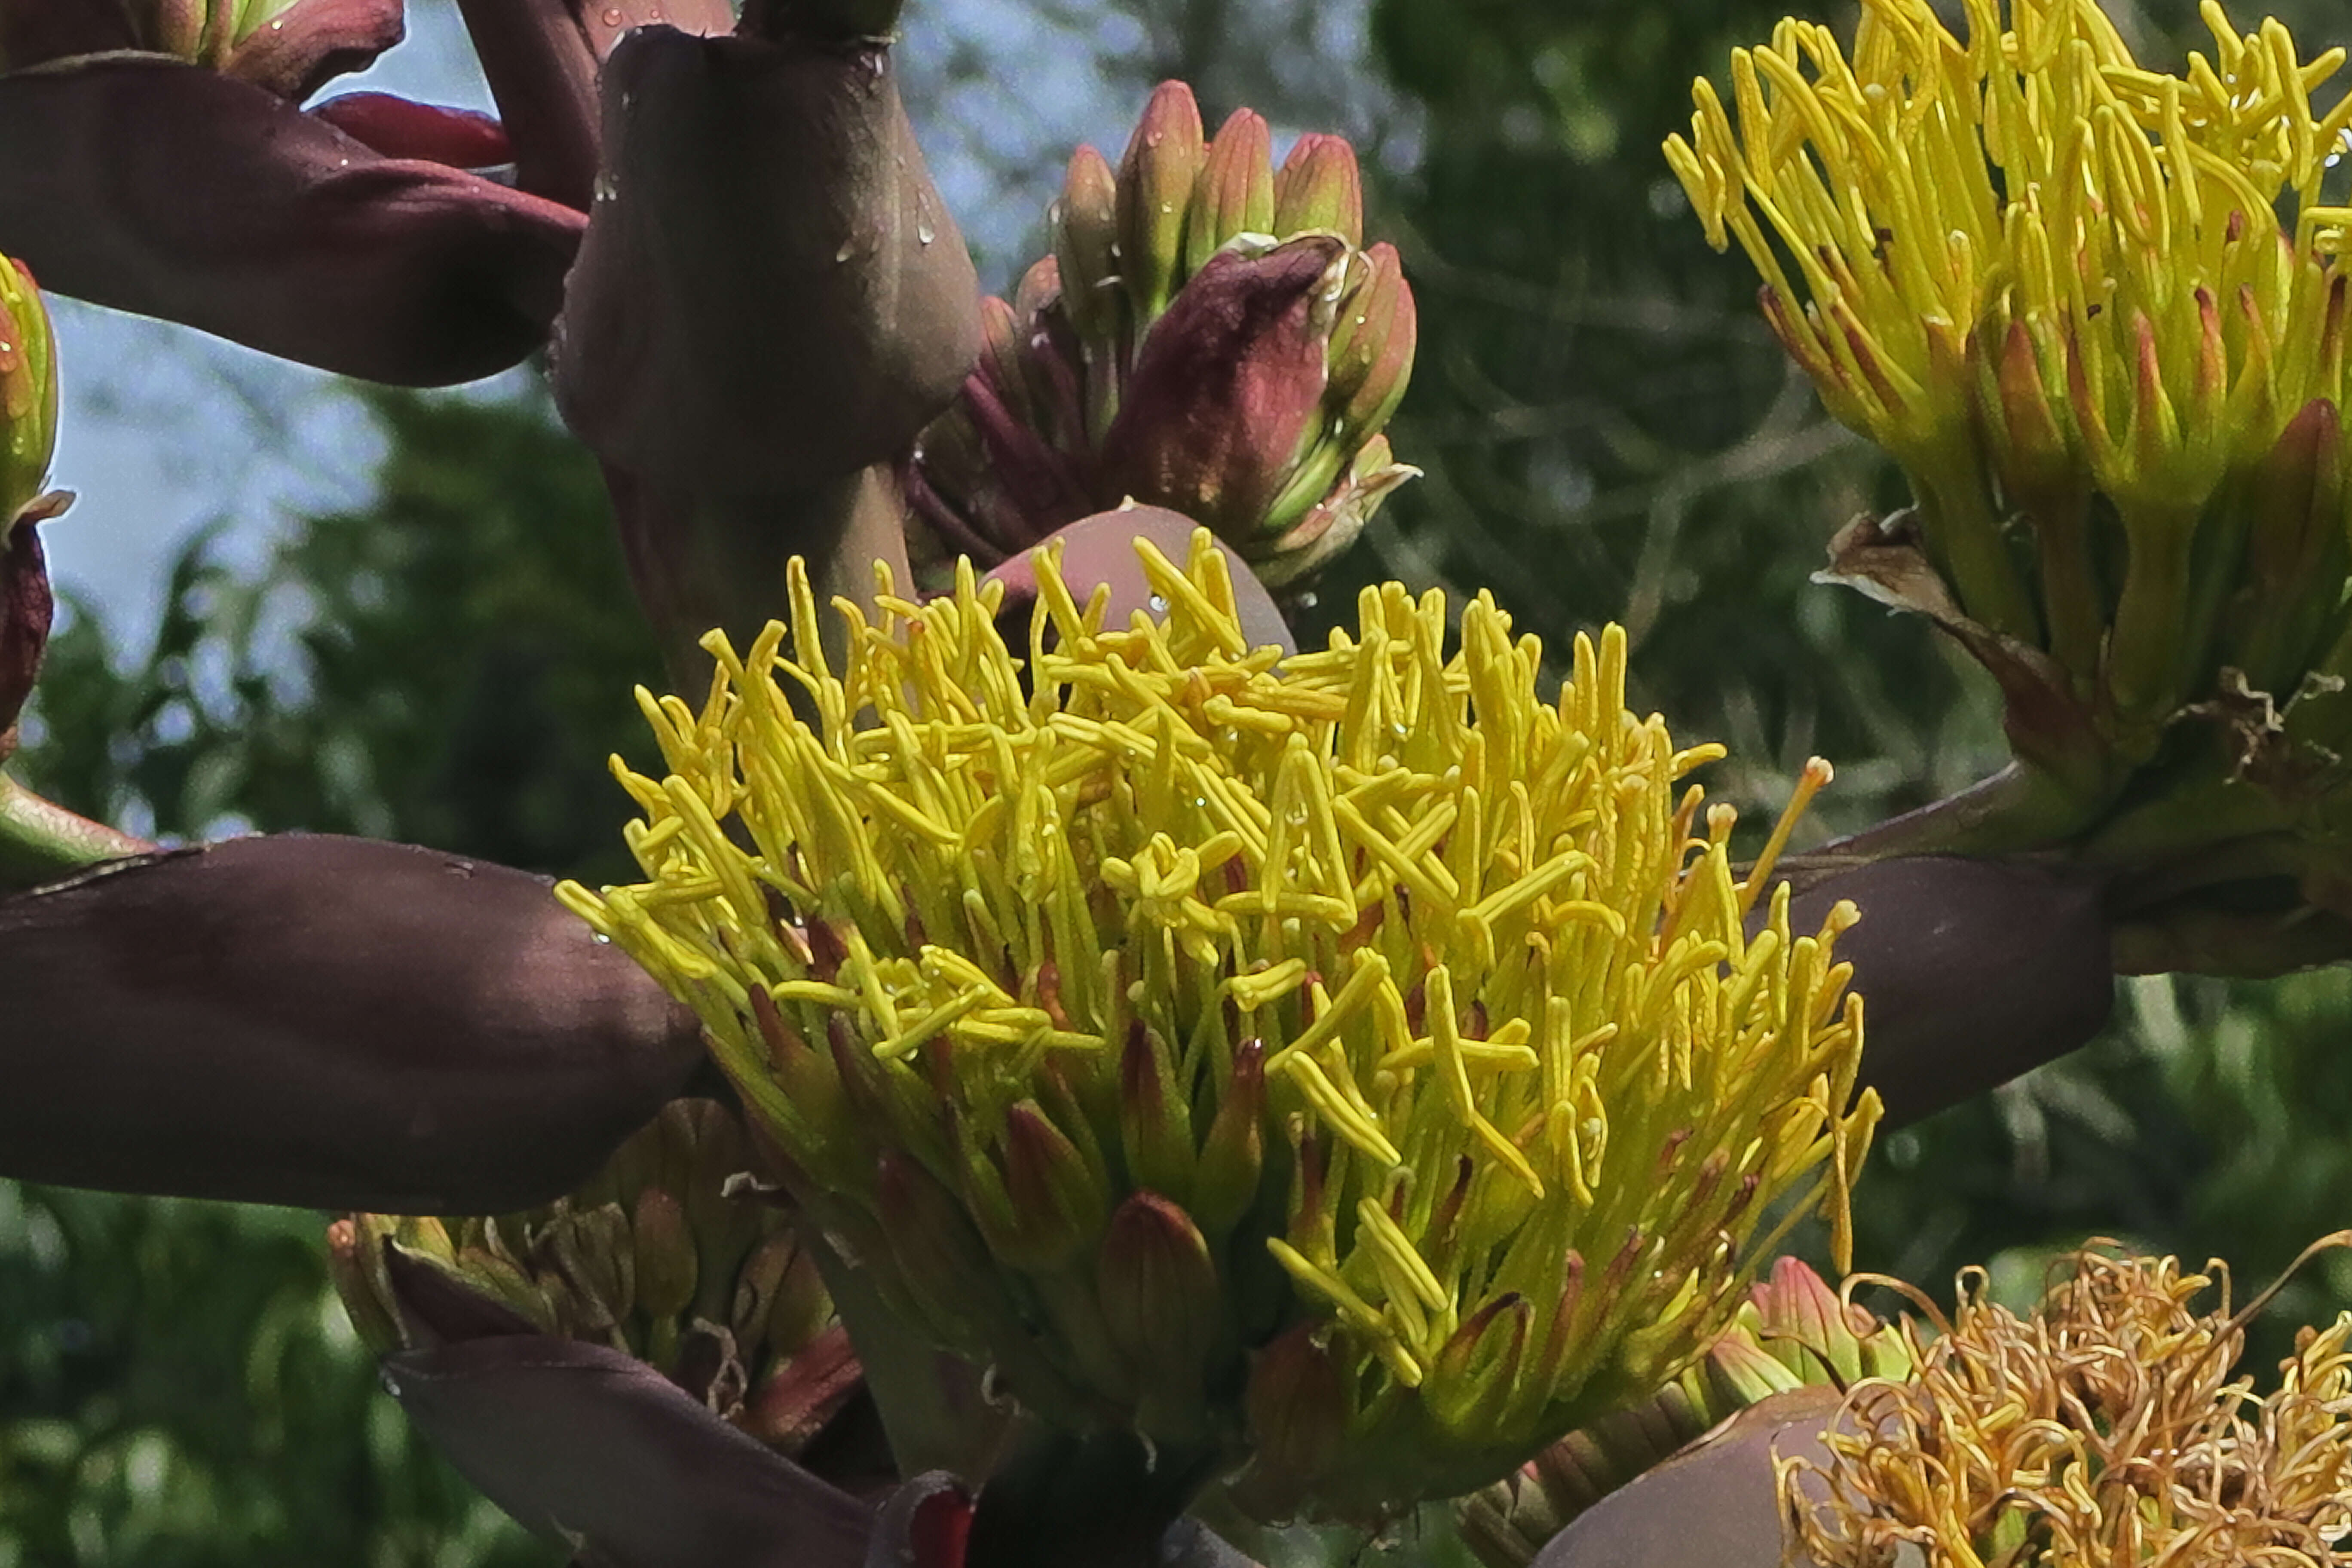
[560,530,1879,1519]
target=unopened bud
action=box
[1054,145,1125,344]
[1183,108,1277,277]
[1096,1191,1221,1435]
[631,1186,700,1323]
[1273,134,1363,246]
[1117,81,1207,322]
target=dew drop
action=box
[380,1371,402,1397]
[1148,594,1170,614]
[916,220,937,245]
[592,931,612,945]
[836,239,858,263]
[601,6,623,22]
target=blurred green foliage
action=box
[8,0,2352,1561]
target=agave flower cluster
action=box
[558,530,1879,1519]
[1668,0,2352,866]
[1789,1243,2352,1567]
[906,83,1418,592]
[331,1099,858,1459]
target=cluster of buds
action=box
[329,1099,859,1458]
[1458,1258,1914,1568]
[906,83,1419,594]
[0,253,58,760]
[559,530,1878,1520]
[1666,1,2352,879]
[1788,1240,2352,1566]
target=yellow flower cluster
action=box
[559,531,1877,1512]
[1669,0,2352,708]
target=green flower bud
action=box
[1116,81,1207,323]
[1272,134,1363,246]
[1183,108,1277,278]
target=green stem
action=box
[1910,451,2040,648]
[0,774,152,892]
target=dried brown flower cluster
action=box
[1788,1240,2352,1567]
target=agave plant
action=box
[3,0,2345,1562]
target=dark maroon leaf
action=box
[0,57,583,384]
[552,24,980,492]
[384,1335,873,1568]
[0,834,704,1212]
[1768,854,2115,1127]
[223,0,405,102]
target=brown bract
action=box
[0,834,704,1211]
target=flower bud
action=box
[1272,134,1363,246]
[1183,109,1276,278]
[1115,81,1206,324]
[1096,1191,1221,1436]
[1053,145,1124,346]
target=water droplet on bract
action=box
[1145,131,1164,149]
[601,6,623,22]
[836,239,858,263]
[646,3,662,17]
[1159,201,1176,217]
[1148,594,1170,614]
[269,16,283,27]
[916,220,937,245]
[592,931,612,945]
[594,172,620,203]
[381,1371,402,1397]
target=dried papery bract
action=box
[1788,1240,2352,1567]
[1665,1,2352,937]
[560,530,1879,1519]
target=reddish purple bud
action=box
[0,834,706,1211]
[0,59,581,385]
[1099,235,1346,541]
